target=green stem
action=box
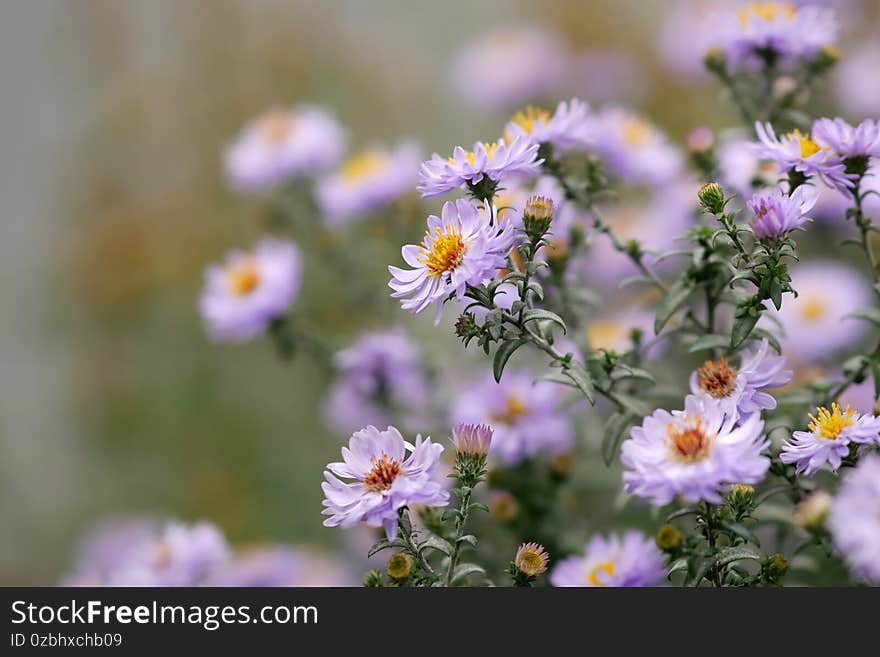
[397,508,435,577]
[444,487,473,587]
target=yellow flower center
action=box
[808,403,855,440]
[255,110,293,145]
[697,356,739,399]
[588,561,615,586]
[788,129,822,158]
[227,262,261,296]
[510,105,550,134]
[490,394,528,425]
[622,118,651,146]
[799,297,825,321]
[340,151,388,181]
[667,420,713,463]
[516,545,548,576]
[363,453,403,492]
[738,2,797,26]
[418,226,467,278]
[587,322,626,351]
[452,142,499,167]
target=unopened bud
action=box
[704,48,726,75]
[522,194,555,240]
[655,524,683,553]
[363,569,383,587]
[809,46,839,73]
[728,483,755,509]
[764,553,789,580]
[386,552,413,580]
[698,181,726,214]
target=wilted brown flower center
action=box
[363,453,403,492]
[667,421,712,463]
[697,356,738,398]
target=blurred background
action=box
[1,0,877,585]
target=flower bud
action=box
[763,553,788,581]
[550,452,574,478]
[703,48,726,75]
[792,490,831,530]
[698,182,726,215]
[655,524,683,553]
[363,569,384,587]
[452,423,492,485]
[514,542,549,577]
[809,45,839,74]
[386,552,413,580]
[454,312,481,345]
[727,483,755,509]
[522,194,555,240]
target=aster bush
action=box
[66,2,880,589]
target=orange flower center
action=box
[419,226,467,278]
[227,262,261,296]
[667,420,713,463]
[490,394,528,425]
[697,357,738,399]
[363,453,403,492]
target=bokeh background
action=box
[1,0,877,585]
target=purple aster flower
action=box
[780,403,880,476]
[582,106,684,187]
[767,260,871,361]
[810,166,880,224]
[812,117,880,160]
[323,327,430,435]
[199,239,302,342]
[224,105,345,192]
[450,26,568,112]
[753,121,851,192]
[388,199,516,323]
[834,41,880,118]
[315,141,420,227]
[450,371,574,466]
[417,136,542,198]
[66,520,230,587]
[622,394,770,505]
[206,547,356,587]
[550,531,664,587]
[321,425,449,539]
[452,423,493,457]
[827,454,880,583]
[564,50,648,105]
[708,3,837,66]
[689,339,793,421]
[747,184,817,238]
[503,99,592,152]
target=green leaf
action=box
[753,485,791,507]
[667,558,688,581]
[601,413,630,466]
[451,563,486,585]
[418,534,453,556]
[563,360,596,404]
[720,521,761,547]
[686,557,715,587]
[687,334,730,353]
[715,547,762,568]
[654,281,691,334]
[521,308,567,334]
[847,307,880,327]
[613,393,653,417]
[730,312,760,350]
[468,502,489,513]
[493,339,527,382]
[367,538,405,558]
[613,365,656,384]
[665,507,700,522]
[456,534,478,547]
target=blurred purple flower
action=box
[812,117,880,159]
[315,141,420,227]
[206,547,357,587]
[767,260,871,361]
[323,327,430,435]
[550,531,664,587]
[224,105,345,192]
[833,41,880,118]
[582,106,684,187]
[199,239,302,342]
[828,454,880,583]
[321,425,449,539]
[504,98,591,152]
[450,371,573,465]
[450,26,568,112]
